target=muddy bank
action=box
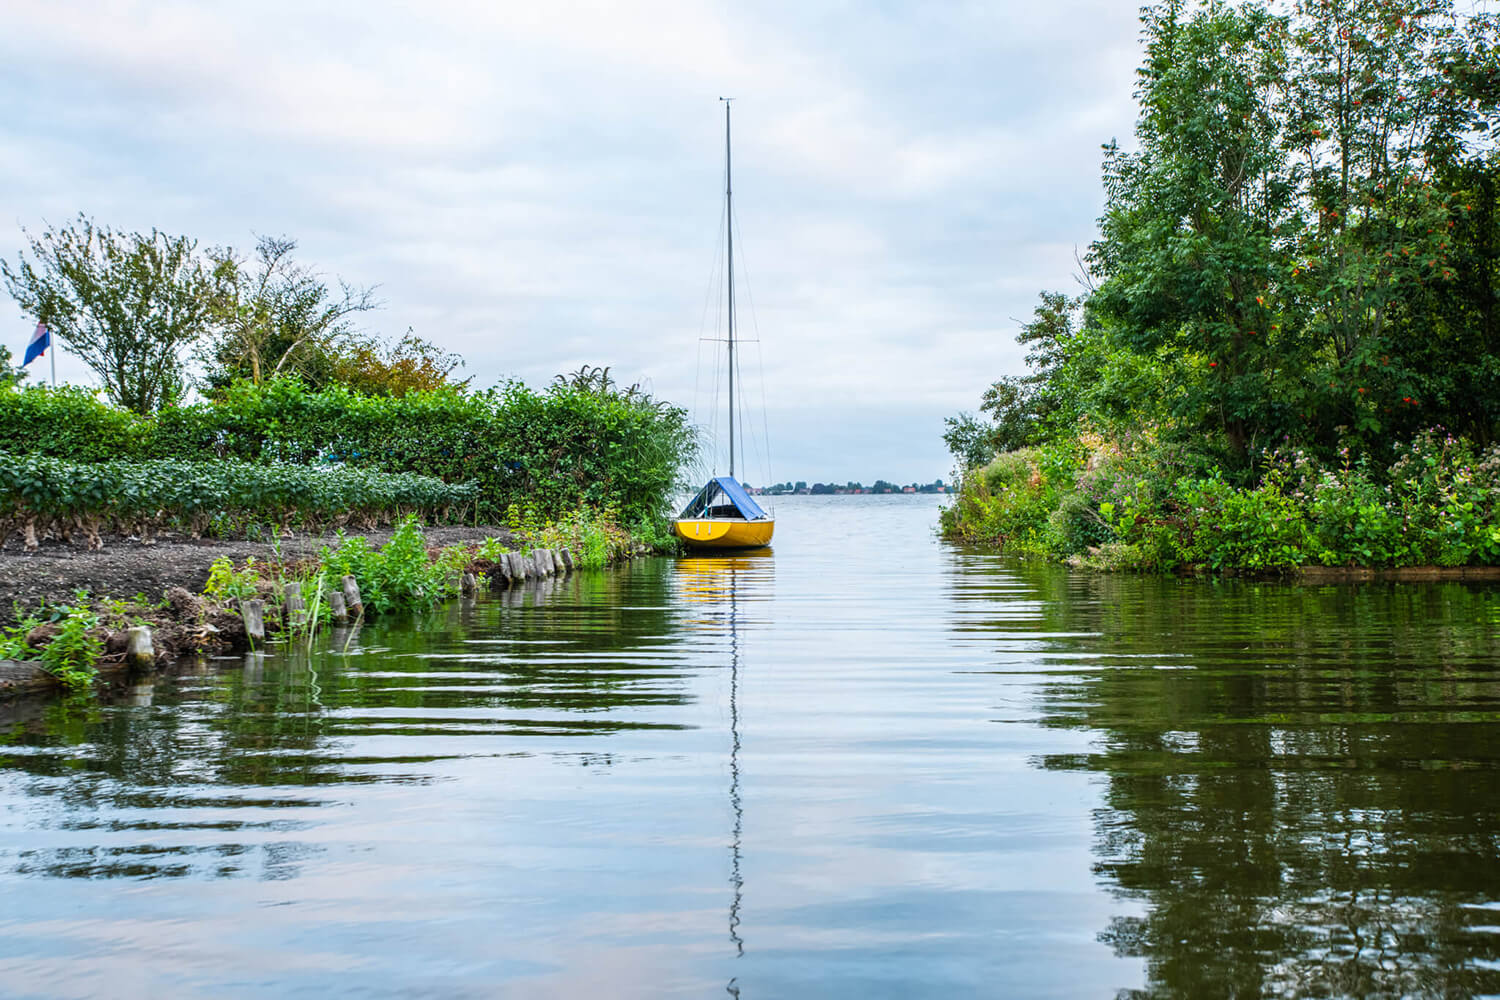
[0,525,516,624]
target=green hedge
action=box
[0,453,476,549]
[0,377,695,525]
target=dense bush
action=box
[0,453,476,549]
[317,517,466,615]
[943,430,1500,573]
[0,386,144,462]
[0,371,695,527]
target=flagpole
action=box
[49,341,55,387]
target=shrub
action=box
[39,607,103,692]
[945,428,1500,573]
[0,375,697,528]
[0,453,476,548]
[318,516,456,615]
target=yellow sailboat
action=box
[675,477,775,549]
[675,99,775,552]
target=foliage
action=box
[944,429,1500,573]
[0,616,41,661]
[944,1,1500,571]
[38,605,103,693]
[198,236,467,398]
[939,443,1081,553]
[0,600,104,691]
[0,453,476,549]
[0,346,25,391]
[324,330,469,397]
[942,411,1002,471]
[199,235,380,393]
[527,505,636,568]
[0,385,143,461]
[1,215,219,414]
[0,375,691,527]
[318,516,457,615]
[204,556,264,601]
[949,0,1500,468]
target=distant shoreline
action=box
[750,481,947,497]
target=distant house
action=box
[903,486,916,493]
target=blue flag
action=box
[22,322,48,366]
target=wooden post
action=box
[239,599,265,642]
[329,590,349,625]
[342,575,363,618]
[537,549,555,577]
[488,557,511,590]
[124,626,155,670]
[461,572,478,596]
[559,549,574,572]
[284,582,307,627]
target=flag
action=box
[22,322,48,366]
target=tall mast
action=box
[723,97,736,478]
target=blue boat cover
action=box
[680,476,768,520]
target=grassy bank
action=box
[941,429,1500,574]
[0,508,656,697]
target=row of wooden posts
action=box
[120,548,580,670]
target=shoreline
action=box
[0,523,649,703]
[1049,548,1500,583]
[0,525,518,625]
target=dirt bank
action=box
[0,525,517,624]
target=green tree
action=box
[942,411,1001,470]
[1282,0,1500,447]
[0,345,26,390]
[200,235,378,392]
[1090,0,1301,463]
[325,329,469,397]
[2,215,218,414]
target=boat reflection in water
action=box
[674,549,773,995]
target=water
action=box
[2,494,1499,998]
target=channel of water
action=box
[2,494,1499,998]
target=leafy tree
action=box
[1282,0,1500,448]
[200,235,378,392]
[1090,0,1300,463]
[1387,159,1500,442]
[0,345,25,390]
[943,411,1000,470]
[326,329,469,397]
[2,215,218,413]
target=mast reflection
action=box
[675,549,773,995]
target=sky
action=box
[0,0,1144,485]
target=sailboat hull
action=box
[673,518,775,550]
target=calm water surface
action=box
[3,495,1500,998]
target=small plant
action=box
[0,616,41,660]
[475,536,508,562]
[319,516,454,615]
[38,606,102,693]
[204,556,263,601]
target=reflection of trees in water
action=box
[963,559,1500,997]
[0,561,694,879]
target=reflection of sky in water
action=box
[1,495,1498,997]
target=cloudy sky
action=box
[0,0,1143,485]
